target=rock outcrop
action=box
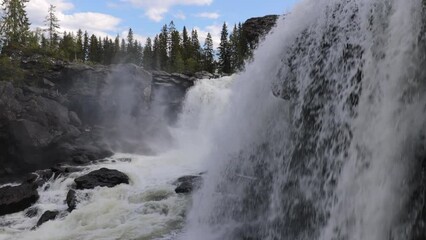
[242,15,279,49]
[66,189,77,212]
[0,62,152,180]
[174,175,203,194]
[0,183,39,216]
[74,168,130,190]
[36,210,59,227]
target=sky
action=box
[25,0,300,47]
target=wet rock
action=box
[0,184,39,216]
[36,210,59,227]
[25,207,39,218]
[242,15,279,49]
[174,175,203,194]
[194,71,214,79]
[66,189,77,212]
[68,111,81,127]
[74,168,129,190]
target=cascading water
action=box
[181,0,426,239]
[0,77,234,240]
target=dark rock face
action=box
[174,175,202,194]
[0,184,39,216]
[0,62,154,180]
[36,210,59,227]
[66,189,77,212]
[74,168,129,190]
[242,15,279,49]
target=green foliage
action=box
[0,2,254,76]
[45,4,59,49]
[203,33,215,73]
[0,0,31,50]
[218,22,232,74]
[0,55,23,82]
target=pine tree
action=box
[88,34,99,62]
[169,25,182,72]
[152,35,161,70]
[203,33,215,73]
[229,24,239,72]
[45,4,60,49]
[237,23,249,68]
[158,24,169,70]
[0,0,31,50]
[126,28,134,63]
[218,22,231,74]
[119,38,126,61]
[83,31,89,62]
[59,31,75,60]
[76,29,84,61]
[142,37,153,70]
[187,29,201,72]
[182,26,191,64]
[113,34,120,63]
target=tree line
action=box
[0,0,253,75]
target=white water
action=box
[0,76,234,240]
[181,0,426,239]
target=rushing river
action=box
[0,77,233,240]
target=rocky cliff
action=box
[0,59,198,181]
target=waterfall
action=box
[182,0,426,239]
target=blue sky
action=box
[26,0,299,47]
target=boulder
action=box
[66,189,77,212]
[25,207,39,218]
[68,111,82,127]
[242,15,279,49]
[0,184,39,216]
[36,210,59,227]
[74,168,129,190]
[174,175,203,194]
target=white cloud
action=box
[174,11,186,20]
[26,0,122,37]
[122,0,213,21]
[195,12,220,19]
[145,8,168,22]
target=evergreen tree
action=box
[0,0,30,49]
[82,31,89,62]
[76,29,84,61]
[142,37,153,70]
[182,26,191,64]
[88,34,99,62]
[152,35,161,70]
[237,23,249,68]
[126,28,134,63]
[169,25,182,72]
[203,33,215,73]
[59,31,75,60]
[218,22,231,74]
[187,29,201,72]
[135,40,143,66]
[113,34,120,63]
[229,24,239,72]
[158,24,169,70]
[45,4,60,48]
[120,38,126,61]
